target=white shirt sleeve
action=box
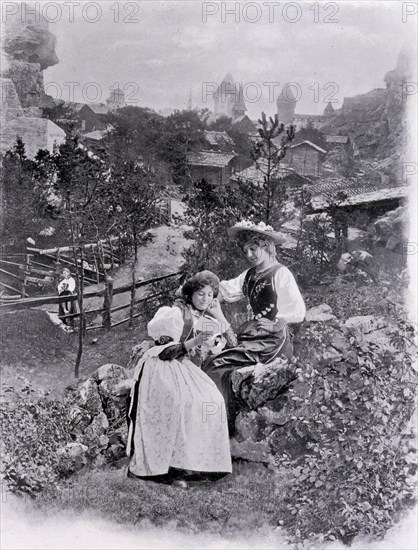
[58,277,76,294]
[274,267,306,323]
[219,270,249,303]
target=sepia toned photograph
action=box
[0,1,417,549]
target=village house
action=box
[203,130,235,151]
[287,140,327,177]
[231,159,313,194]
[64,102,108,133]
[187,151,239,186]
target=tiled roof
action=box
[310,178,410,210]
[64,101,86,112]
[325,135,349,144]
[187,151,237,168]
[88,103,110,115]
[232,159,313,186]
[294,113,324,120]
[290,140,327,154]
[82,130,106,141]
[204,130,234,147]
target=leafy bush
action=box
[274,319,417,545]
[0,382,71,495]
[303,272,409,320]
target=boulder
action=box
[56,442,88,475]
[344,314,402,352]
[78,378,103,416]
[337,250,373,273]
[63,362,129,473]
[232,357,295,410]
[305,304,336,323]
[373,206,408,250]
[230,411,275,464]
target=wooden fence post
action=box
[102,277,113,330]
[92,248,100,283]
[107,238,114,270]
[129,263,136,326]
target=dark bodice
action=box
[242,265,281,321]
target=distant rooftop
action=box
[187,150,237,168]
[325,135,349,144]
[204,130,234,147]
[310,177,409,210]
[290,140,327,154]
[232,158,313,186]
[88,103,110,115]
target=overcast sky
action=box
[43,1,417,118]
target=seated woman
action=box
[126,271,233,487]
[203,221,306,435]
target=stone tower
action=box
[323,102,335,117]
[213,73,237,118]
[106,87,125,110]
[276,84,298,124]
[232,83,247,119]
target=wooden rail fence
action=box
[0,238,124,298]
[0,271,181,331]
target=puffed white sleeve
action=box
[219,270,249,303]
[147,306,184,342]
[67,277,76,293]
[274,267,306,323]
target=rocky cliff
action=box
[1,2,58,109]
[320,48,412,164]
[0,3,65,159]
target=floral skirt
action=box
[127,354,232,477]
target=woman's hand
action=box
[207,298,227,322]
[256,318,286,334]
[186,327,217,350]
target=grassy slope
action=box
[34,461,286,538]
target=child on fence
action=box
[57,268,77,327]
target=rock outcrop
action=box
[320,48,412,167]
[57,307,411,476]
[60,364,129,473]
[0,3,65,159]
[1,2,58,108]
[370,205,409,250]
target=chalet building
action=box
[293,114,324,131]
[231,159,313,193]
[308,176,410,219]
[64,102,107,133]
[88,103,111,120]
[287,140,327,177]
[325,135,350,147]
[233,114,257,133]
[187,151,239,186]
[203,130,234,151]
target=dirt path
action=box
[42,224,191,324]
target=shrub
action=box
[0,383,71,495]
[274,319,417,545]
